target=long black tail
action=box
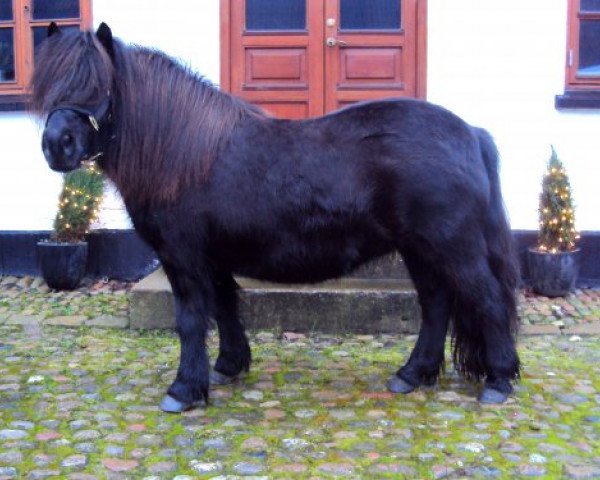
[451,128,520,381]
[475,127,520,336]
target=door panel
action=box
[340,47,403,87]
[325,0,417,112]
[244,48,308,89]
[258,102,309,119]
[223,0,425,118]
[229,0,324,119]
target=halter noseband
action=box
[46,95,113,162]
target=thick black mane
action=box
[33,29,263,205]
[108,41,266,204]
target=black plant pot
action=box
[527,247,580,297]
[37,241,88,290]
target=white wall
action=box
[1,1,599,232]
[0,0,221,231]
[92,0,221,85]
[0,112,62,230]
[428,0,600,231]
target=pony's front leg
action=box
[159,267,212,413]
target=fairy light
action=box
[52,162,104,243]
[536,146,578,254]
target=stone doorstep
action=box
[130,268,421,334]
[126,269,600,335]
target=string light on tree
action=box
[52,162,104,243]
[536,146,578,254]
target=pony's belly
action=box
[232,243,392,284]
[237,263,349,284]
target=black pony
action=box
[32,23,520,412]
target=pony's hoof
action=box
[159,394,202,413]
[387,375,417,394]
[209,369,237,386]
[478,387,509,404]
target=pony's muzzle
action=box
[42,126,82,172]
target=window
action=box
[0,0,91,108]
[340,0,401,31]
[245,0,306,31]
[557,0,600,108]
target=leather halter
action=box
[46,95,112,162]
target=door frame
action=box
[219,0,427,101]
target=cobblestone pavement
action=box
[0,276,599,478]
[1,324,599,479]
[0,277,130,328]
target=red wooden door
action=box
[227,0,325,119]
[222,0,425,119]
[324,0,420,111]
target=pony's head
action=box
[32,22,115,172]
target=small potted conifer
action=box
[37,163,104,290]
[527,146,580,297]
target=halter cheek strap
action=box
[45,95,113,161]
[46,96,112,131]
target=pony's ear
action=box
[96,22,114,59]
[47,22,61,38]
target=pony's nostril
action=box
[61,133,74,149]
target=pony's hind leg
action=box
[210,272,252,385]
[450,249,520,403]
[388,245,452,394]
